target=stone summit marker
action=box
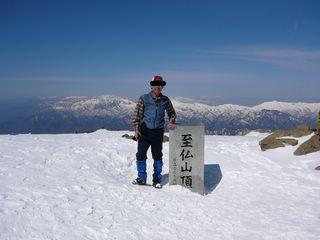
[169,125,205,195]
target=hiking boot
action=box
[132,178,146,185]
[153,181,162,189]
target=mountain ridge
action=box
[0,95,319,135]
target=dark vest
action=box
[141,92,169,130]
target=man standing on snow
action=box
[132,75,176,189]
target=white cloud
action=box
[0,76,105,82]
[201,46,320,71]
[162,70,253,84]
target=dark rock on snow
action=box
[294,135,320,156]
[122,134,169,143]
[259,125,311,151]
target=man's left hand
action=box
[168,122,175,130]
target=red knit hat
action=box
[152,75,163,81]
[150,75,166,86]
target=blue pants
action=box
[136,128,164,183]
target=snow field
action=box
[0,130,319,240]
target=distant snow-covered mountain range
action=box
[0,95,319,135]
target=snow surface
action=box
[0,130,319,240]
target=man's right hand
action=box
[135,129,141,140]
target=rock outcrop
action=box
[280,138,299,146]
[163,135,169,143]
[259,137,298,151]
[259,125,311,151]
[122,134,169,143]
[294,135,320,156]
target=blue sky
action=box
[0,0,319,105]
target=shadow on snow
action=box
[162,164,223,195]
